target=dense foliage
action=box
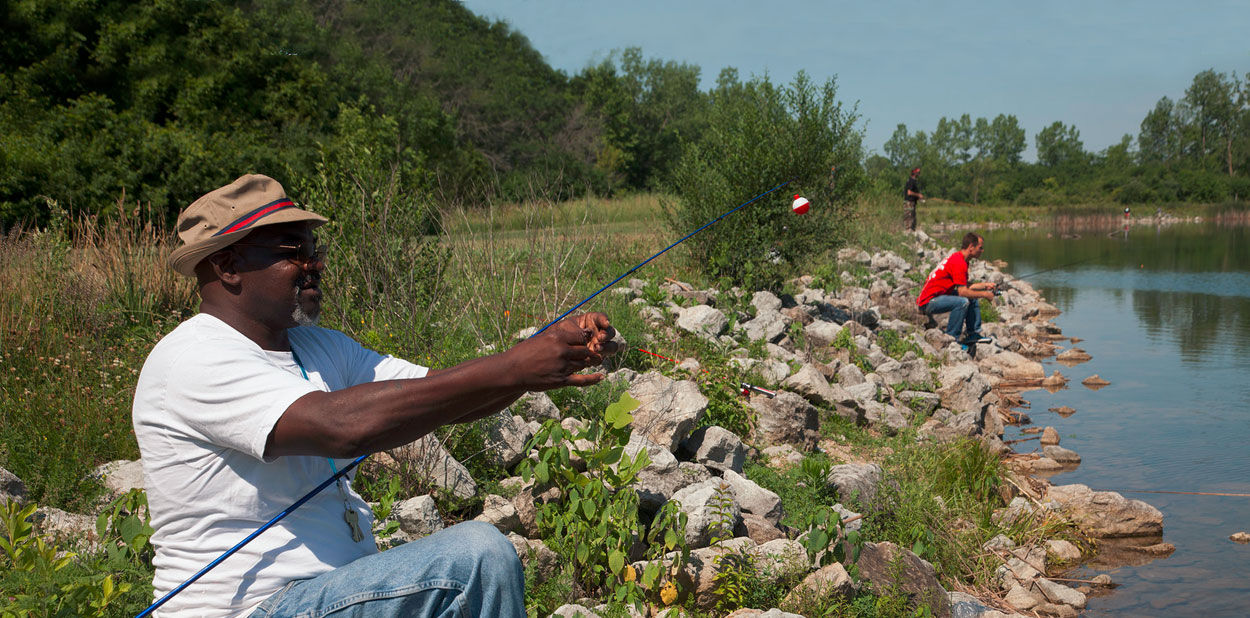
[667,71,865,289]
[876,68,1250,206]
[6,1,1245,231]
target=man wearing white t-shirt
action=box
[133,174,617,617]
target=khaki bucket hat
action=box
[169,174,328,276]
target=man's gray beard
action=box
[292,285,320,327]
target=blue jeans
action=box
[249,521,525,618]
[923,294,981,341]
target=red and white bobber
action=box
[791,194,810,215]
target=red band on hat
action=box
[214,199,295,236]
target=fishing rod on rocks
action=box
[139,177,804,617]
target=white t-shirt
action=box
[132,313,429,617]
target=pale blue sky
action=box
[461,0,1249,161]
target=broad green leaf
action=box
[604,392,641,429]
[642,563,660,587]
[609,549,625,574]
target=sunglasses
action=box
[232,240,327,265]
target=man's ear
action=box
[206,249,243,287]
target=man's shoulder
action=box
[150,314,245,354]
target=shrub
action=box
[1114,179,1156,204]
[666,71,865,290]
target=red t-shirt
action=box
[916,250,969,307]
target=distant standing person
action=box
[903,167,924,231]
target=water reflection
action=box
[980,222,1250,616]
[1132,289,1250,363]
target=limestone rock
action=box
[474,494,522,534]
[781,363,837,406]
[628,373,709,452]
[93,459,146,498]
[1047,406,1076,417]
[1033,577,1086,609]
[1042,445,1081,464]
[726,609,805,618]
[936,362,992,415]
[1055,348,1091,363]
[1004,583,1040,610]
[1040,371,1068,389]
[680,426,746,473]
[804,320,844,347]
[32,507,98,551]
[752,290,783,313]
[625,433,691,511]
[480,413,531,470]
[0,466,26,504]
[781,562,856,607]
[1231,531,1250,544]
[852,541,952,617]
[753,538,807,576]
[824,463,884,507]
[677,304,729,340]
[750,391,819,449]
[1040,426,1060,445]
[513,391,561,420]
[1046,539,1082,563]
[395,495,444,537]
[739,309,788,343]
[668,480,742,549]
[721,469,783,525]
[1046,484,1163,537]
[550,604,600,618]
[1081,374,1110,388]
[507,533,559,581]
[389,434,477,499]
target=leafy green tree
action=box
[1181,69,1241,176]
[986,114,1026,164]
[573,47,709,190]
[668,71,864,289]
[1034,121,1086,169]
[1139,97,1180,166]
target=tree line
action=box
[874,68,1250,206]
[1,0,1246,225]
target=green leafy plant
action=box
[979,298,1001,323]
[876,329,925,360]
[518,392,688,610]
[832,327,872,373]
[94,489,155,568]
[356,474,403,541]
[1,499,134,617]
[801,506,861,568]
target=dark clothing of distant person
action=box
[903,174,922,231]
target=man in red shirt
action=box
[916,232,997,347]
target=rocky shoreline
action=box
[0,231,1171,617]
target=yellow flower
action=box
[623,564,636,583]
[660,581,677,605]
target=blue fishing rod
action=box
[137,176,796,617]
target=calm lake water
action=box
[978,222,1250,616]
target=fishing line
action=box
[1098,489,1250,498]
[140,177,797,617]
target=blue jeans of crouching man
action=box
[922,294,981,341]
[249,521,525,618]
